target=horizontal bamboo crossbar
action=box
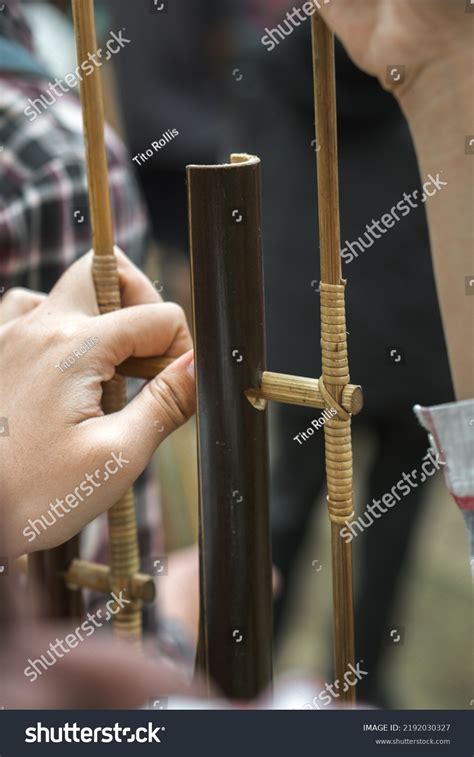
[117,356,174,378]
[247,372,363,415]
[117,358,363,416]
[17,557,156,603]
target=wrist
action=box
[395,51,473,133]
[392,50,473,404]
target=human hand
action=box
[1,575,204,709]
[0,250,195,557]
[318,0,471,99]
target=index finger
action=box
[47,248,165,316]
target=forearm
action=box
[398,53,474,400]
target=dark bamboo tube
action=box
[311,15,356,702]
[71,0,114,256]
[187,154,273,700]
[28,542,83,620]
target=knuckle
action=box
[165,302,192,346]
[40,318,90,353]
[1,287,48,323]
[2,287,23,305]
[47,323,79,347]
[165,301,186,325]
[1,287,32,312]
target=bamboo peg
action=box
[17,556,156,604]
[117,355,175,379]
[247,371,363,415]
[117,359,364,416]
[64,560,156,603]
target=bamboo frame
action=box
[70,0,142,643]
[312,15,356,702]
[26,0,157,643]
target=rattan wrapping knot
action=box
[92,254,122,313]
[319,283,354,525]
[318,376,350,421]
[92,256,142,643]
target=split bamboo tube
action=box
[187,154,273,700]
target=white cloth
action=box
[414,399,474,511]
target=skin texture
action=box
[0,249,195,557]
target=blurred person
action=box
[0,572,203,710]
[20,0,76,78]
[228,0,470,706]
[104,0,236,309]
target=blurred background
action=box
[19,0,472,709]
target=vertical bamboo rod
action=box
[187,154,273,700]
[312,16,341,286]
[311,14,356,702]
[71,0,114,256]
[71,0,142,643]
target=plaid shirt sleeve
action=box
[0,77,168,636]
[0,78,148,286]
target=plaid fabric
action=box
[0,0,33,52]
[0,19,166,635]
[0,78,148,287]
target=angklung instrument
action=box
[28,0,362,705]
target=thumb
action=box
[93,350,196,468]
